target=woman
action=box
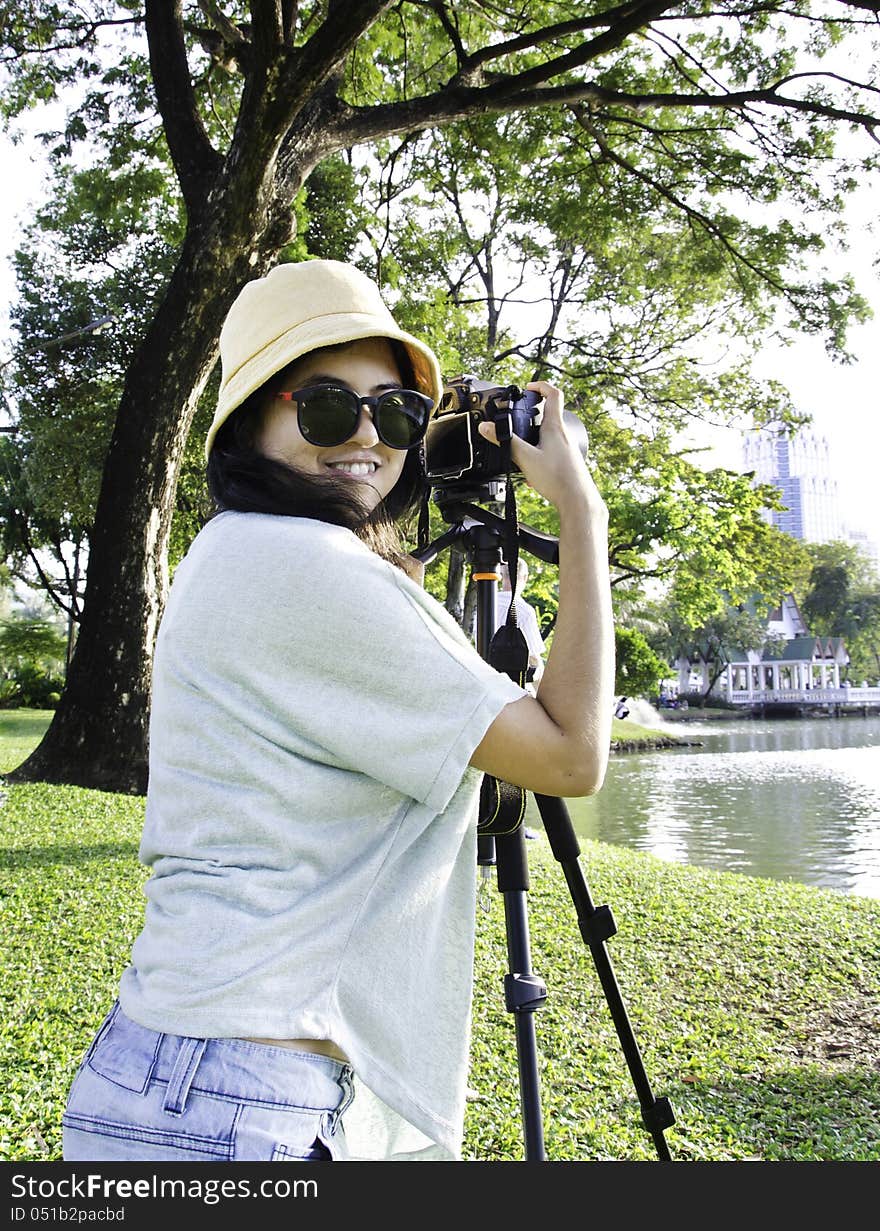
[61,259,614,1162]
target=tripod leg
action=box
[533,793,676,1161]
[492,827,548,1161]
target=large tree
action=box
[1,1,878,792]
[799,540,880,679]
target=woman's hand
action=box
[477,381,604,517]
[470,380,614,798]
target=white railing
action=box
[726,687,880,706]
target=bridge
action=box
[727,686,880,713]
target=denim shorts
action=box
[62,1002,354,1162]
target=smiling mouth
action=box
[326,461,379,478]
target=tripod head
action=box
[412,482,560,662]
[412,484,560,572]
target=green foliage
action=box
[0,618,65,664]
[589,416,810,626]
[302,156,372,264]
[1,134,185,603]
[800,541,880,682]
[804,562,851,632]
[0,663,63,709]
[804,540,880,589]
[362,53,873,417]
[0,618,66,708]
[614,625,669,698]
[662,482,811,628]
[359,104,828,620]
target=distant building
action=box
[674,594,853,701]
[743,424,879,569]
[765,593,808,640]
[743,424,847,543]
[846,528,879,574]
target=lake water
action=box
[530,709,880,900]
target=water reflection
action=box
[536,715,880,899]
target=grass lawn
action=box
[1,709,878,1162]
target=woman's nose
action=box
[349,403,380,446]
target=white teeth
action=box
[328,461,377,476]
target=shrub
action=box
[0,618,66,709]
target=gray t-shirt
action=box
[118,511,526,1160]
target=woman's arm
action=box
[469,382,614,797]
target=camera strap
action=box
[478,428,530,838]
[417,443,431,554]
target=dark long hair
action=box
[206,341,427,568]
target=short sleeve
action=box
[162,514,527,813]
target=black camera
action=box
[424,376,544,484]
[424,374,588,487]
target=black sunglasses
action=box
[275,384,434,450]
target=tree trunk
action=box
[8,210,296,793]
[700,662,726,704]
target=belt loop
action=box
[162,1036,207,1116]
[330,1064,356,1128]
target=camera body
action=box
[424,375,543,485]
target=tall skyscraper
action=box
[743,424,847,543]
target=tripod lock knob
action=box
[504,972,548,1014]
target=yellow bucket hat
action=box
[205,259,444,459]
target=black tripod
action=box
[414,487,676,1162]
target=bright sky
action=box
[687,319,880,556]
[682,161,880,557]
[1,116,879,557]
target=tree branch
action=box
[281,0,299,43]
[325,66,880,153]
[249,0,284,68]
[448,1,678,85]
[196,0,250,49]
[144,0,222,216]
[572,107,797,303]
[0,18,141,64]
[279,0,396,101]
[242,0,396,180]
[19,518,76,620]
[423,1,467,71]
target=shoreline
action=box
[610,714,704,752]
[611,733,703,752]
[609,704,760,751]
